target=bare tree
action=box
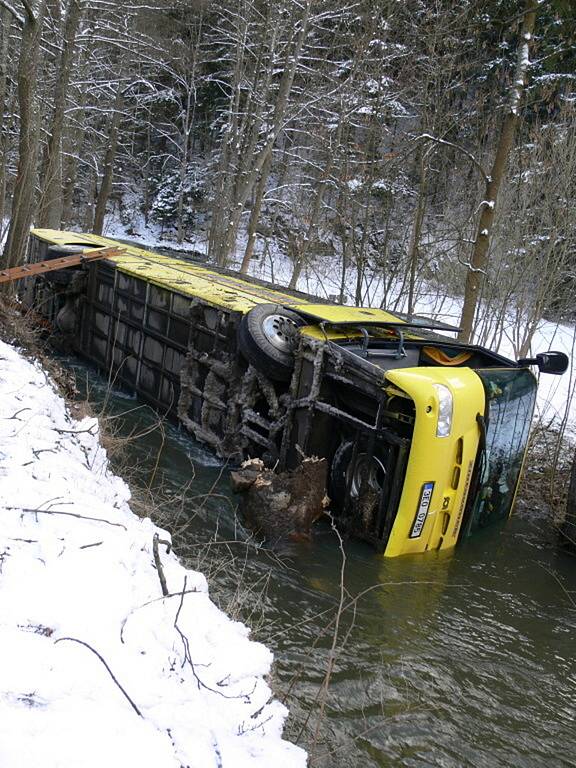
[459,0,538,342]
[93,77,125,235]
[209,0,312,268]
[1,0,48,273]
[473,105,576,356]
[37,0,84,229]
[0,6,14,236]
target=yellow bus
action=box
[25,228,568,557]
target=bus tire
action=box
[329,440,354,505]
[239,304,304,382]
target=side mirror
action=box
[517,351,569,375]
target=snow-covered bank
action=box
[0,340,306,768]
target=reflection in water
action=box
[72,361,576,768]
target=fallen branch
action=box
[55,637,142,717]
[4,407,31,420]
[52,425,98,436]
[174,577,255,701]
[238,713,274,736]
[6,506,127,530]
[7,537,38,543]
[152,533,171,596]
[32,447,57,459]
[119,588,200,644]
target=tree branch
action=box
[55,637,142,717]
[152,533,170,596]
[173,577,254,701]
[0,0,24,25]
[119,588,200,644]
[20,0,37,24]
[6,506,127,529]
[415,133,489,183]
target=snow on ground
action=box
[0,339,306,768]
[102,204,209,256]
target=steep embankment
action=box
[0,339,306,768]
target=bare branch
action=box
[20,0,36,23]
[173,577,255,701]
[6,506,127,529]
[120,588,200,644]
[55,637,142,717]
[415,133,489,183]
[0,0,24,24]
[152,533,170,596]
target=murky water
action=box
[74,363,576,767]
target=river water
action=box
[76,364,576,767]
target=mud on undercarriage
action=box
[174,300,414,550]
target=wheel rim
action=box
[347,454,386,499]
[261,313,299,352]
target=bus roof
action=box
[30,230,458,337]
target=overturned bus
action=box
[22,229,568,557]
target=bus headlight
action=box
[433,384,453,437]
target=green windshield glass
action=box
[462,368,537,537]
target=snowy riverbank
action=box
[0,339,306,768]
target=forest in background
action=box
[0,0,574,352]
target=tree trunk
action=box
[142,122,151,224]
[287,133,341,290]
[287,177,328,291]
[0,8,11,122]
[459,1,537,342]
[0,8,13,233]
[287,189,322,291]
[407,149,428,318]
[207,9,249,265]
[176,13,203,245]
[93,84,123,235]
[231,457,328,545]
[175,86,192,245]
[2,0,48,273]
[213,1,311,268]
[37,0,84,229]
[240,147,271,273]
[61,45,90,227]
[60,123,83,226]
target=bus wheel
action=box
[330,441,387,527]
[239,304,304,382]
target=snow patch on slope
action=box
[0,340,306,768]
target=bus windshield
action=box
[462,368,537,537]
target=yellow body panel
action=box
[300,324,402,343]
[292,303,405,325]
[30,230,415,329]
[383,367,485,557]
[31,229,308,313]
